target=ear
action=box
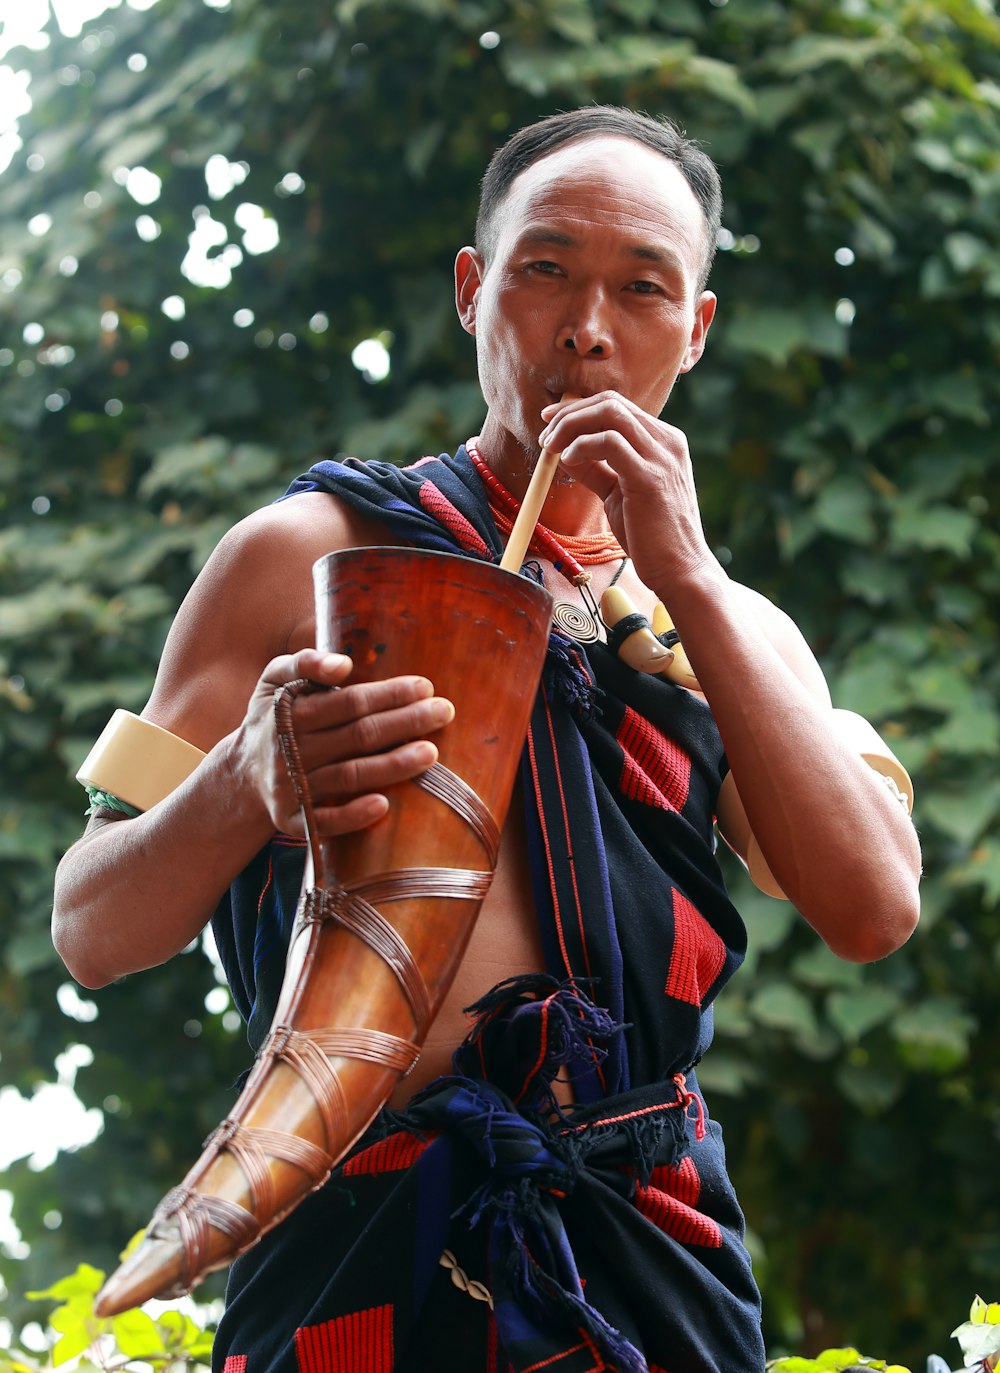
[455,247,485,336]
[679,291,718,373]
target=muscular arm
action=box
[52,494,453,988]
[544,393,921,962]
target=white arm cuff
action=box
[716,709,915,902]
[76,709,206,814]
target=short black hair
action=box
[476,105,723,293]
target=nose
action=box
[557,288,615,357]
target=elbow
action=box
[51,913,118,990]
[822,880,921,964]
[52,866,119,990]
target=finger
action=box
[261,649,354,691]
[539,393,657,455]
[558,455,619,503]
[558,427,638,475]
[309,738,440,801]
[313,793,392,836]
[290,675,439,732]
[293,693,454,759]
[279,791,391,840]
[539,390,620,423]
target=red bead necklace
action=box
[465,437,625,585]
[466,437,630,644]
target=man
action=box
[53,107,921,1372]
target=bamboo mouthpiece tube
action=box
[499,445,561,573]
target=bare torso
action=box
[387,784,553,1107]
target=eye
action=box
[627,279,662,295]
[528,260,563,275]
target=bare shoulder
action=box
[142,491,396,749]
[728,580,832,707]
[213,489,392,579]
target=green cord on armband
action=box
[84,785,142,818]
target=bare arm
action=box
[543,393,921,962]
[52,494,453,988]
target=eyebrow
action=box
[517,228,686,271]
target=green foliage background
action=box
[2,0,999,1363]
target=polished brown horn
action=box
[95,546,553,1315]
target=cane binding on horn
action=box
[95,546,553,1315]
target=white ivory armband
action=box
[76,709,206,814]
[715,708,915,902]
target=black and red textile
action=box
[210,448,765,1373]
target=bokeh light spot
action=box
[351,337,391,383]
[136,214,161,241]
[235,202,279,255]
[205,153,249,200]
[835,298,857,325]
[125,166,161,205]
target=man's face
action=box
[456,135,717,465]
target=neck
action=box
[476,413,611,539]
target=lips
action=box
[543,384,595,403]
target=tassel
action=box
[543,632,600,720]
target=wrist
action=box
[220,725,279,836]
[650,554,730,616]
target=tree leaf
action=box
[834,1060,905,1113]
[920,781,1000,845]
[827,986,902,1043]
[890,505,978,556]
[749,983,819,1037]
[812,476,877,545]
[891,998,976,1071]
[110,1310,165,1357]
[26,1264,105,1303]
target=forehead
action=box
[493,135,708,270]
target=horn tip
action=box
[94,1236,188,1318]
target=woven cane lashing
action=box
[94,548,552,1316]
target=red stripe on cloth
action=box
[222,1357,247,1373]
[520,1331,607,1371]
[615,707,691,813]
[664,888,726,1007]
[515,993,554,1104]
[542,694,596,988]
[562,1094,683,1133]
[341,1131,436,1177]
[539,695,607,1093]
[633,1156,723,1249]
[525,725,574,981]
[294,1305,394,1373]
[417,481,492,556]
[256,852,274,918]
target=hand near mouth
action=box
[535,390,717,600]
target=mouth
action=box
[543,384,594,406]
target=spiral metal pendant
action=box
[552,600,601,644]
